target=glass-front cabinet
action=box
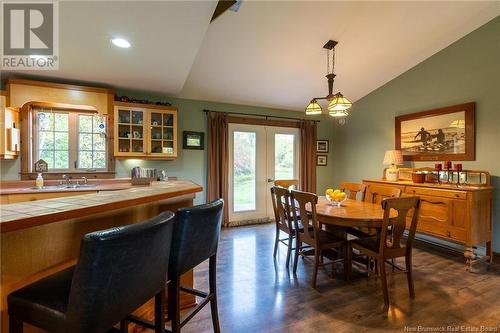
[114,102,177,159]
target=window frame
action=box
[20,102,115,180]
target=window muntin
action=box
[33,108,107,171]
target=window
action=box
[33,108,107,171]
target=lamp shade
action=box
[305,99,322,115]
[383,150,404,165]
[328,92,352,117]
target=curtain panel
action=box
[207,112,229,225]
[300,120,317,193]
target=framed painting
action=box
[395,102,475,161]
[316,155,327,166]
[316,140,329,153]
[183,131,204,150]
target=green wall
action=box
[0,89,337,205]
[331,17,500,250]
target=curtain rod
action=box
[203,109,320,123]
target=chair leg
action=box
[155,290,165,333]
[209,255,221,333]
[168,277,181,333]
[120,320,129,333]
[379,260,390,309]
[406,254,415,299]
[293,239,300,274]
[273,228,279,258]
[285,235,293,269]
[9,316,23,333]
[312,249,320,288]
[344,244,351,281]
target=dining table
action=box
[314,197,398,229]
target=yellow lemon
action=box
[338,192,347,200]
[326,188,334,195]
[333,189,341,195]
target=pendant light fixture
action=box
[305,40,352,117]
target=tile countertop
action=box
[0,178,136,195]
[0,180,202,233]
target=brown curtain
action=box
[300,120,317,193]
[207,112,229,225]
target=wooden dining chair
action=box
[339,182,367,201]
[364,184,402,204]
[271,186,298,269]
[290,189,348,288]
[348,196,421,308]
[274,179,299,189]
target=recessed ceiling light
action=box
[111,38,131,48]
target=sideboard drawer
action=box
[417,220,467,243]
[405,186,467,200]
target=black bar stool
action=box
[7,211,175,333]
[128,199,224,333]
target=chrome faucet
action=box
[61,174,71,186]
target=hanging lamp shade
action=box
[305,99,322,115]
[327,92,352,117]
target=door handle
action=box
[267,178,275,183]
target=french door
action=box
[228,123,300,223]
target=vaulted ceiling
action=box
[3,1,499,111]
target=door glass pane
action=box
[233,131,256,212]
[275,134,295,180]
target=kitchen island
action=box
[0,180,203,332]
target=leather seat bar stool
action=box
[127,199,224,333]
[8,211,175,333]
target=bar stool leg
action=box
[120,319,128,333]
[209,255,221,333]
[9,317,23,333]
[168,278,181,333]
[155,290,165,333]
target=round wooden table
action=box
[315,197,398,228]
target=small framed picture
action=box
[317,155,327,166]
[316,140,329,153]
[183,131,204,150]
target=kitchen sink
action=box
[25,184,97,190]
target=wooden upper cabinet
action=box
[0,92,20,160]
[114,102,178,159]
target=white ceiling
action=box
[3,1,499,111]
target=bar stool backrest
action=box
[66,211,175,333]
[169,199,224,278]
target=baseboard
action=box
[224,217,272,228]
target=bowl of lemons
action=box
[325,189,347,207]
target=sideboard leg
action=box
[464,247,475,271]
[486,241,493,264]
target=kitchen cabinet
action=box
[0,92,20,160]
[114,102,177,159]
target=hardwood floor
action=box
[171,224,500,332]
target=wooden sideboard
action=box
[363,178,493,270]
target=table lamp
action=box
[383,150,404,181]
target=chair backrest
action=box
[339,182,367,201]
[66,211,175,333]
[271,186,294,233]
[379,197,421,254]
[274,179,299,190]
[168,199,224,278]
[290,189,320,246]
[364,184,402,204]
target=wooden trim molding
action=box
[114,101,177,111]
[4,78,114,95]
[227,115,301,128]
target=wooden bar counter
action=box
[0,180,203,332]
